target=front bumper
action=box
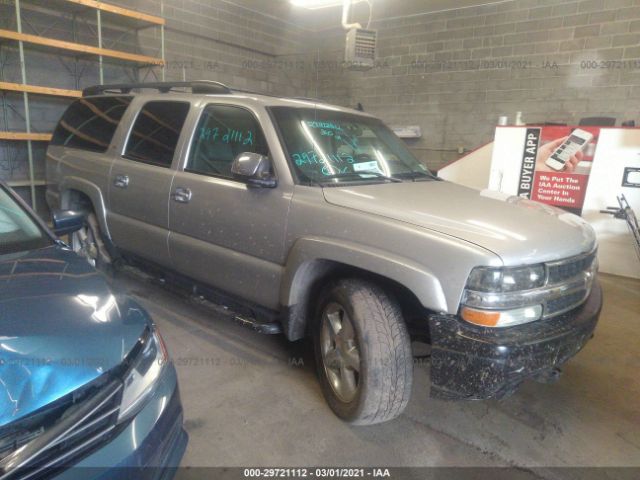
[53,363,188,480]
[428,280,602,400]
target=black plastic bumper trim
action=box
[428,281,602,400]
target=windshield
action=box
[0,187,51,255]
[270,107,434,185]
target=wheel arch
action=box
[59,177,111,239]
[280,237,447,341]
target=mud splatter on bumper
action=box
[429,281,602,400]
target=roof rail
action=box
[82,81,232,97]
[291,96,327,104]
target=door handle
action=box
[172,187,192,203]
[113,174,129,188]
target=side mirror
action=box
[231,152,277,188]
[52,210,86,236]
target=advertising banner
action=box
[489,126,601,215]
[489,126,640,278]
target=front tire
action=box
[313,279,413,425]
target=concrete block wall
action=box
[312,0,640,171]
[3,0,638,187]
[119,0,316,95]
[0,0,315,189]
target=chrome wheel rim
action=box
[320,302,361,403]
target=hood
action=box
[0,246,149,427]
[322,181,596,265]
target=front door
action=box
[108,100,190,268]
[168,104,292,309]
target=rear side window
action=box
[123,101,190,167]
[51,96,132,153]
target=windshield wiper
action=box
[320,171,403,183]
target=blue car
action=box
[0,182,187,479]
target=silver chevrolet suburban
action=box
[46,81,602,425]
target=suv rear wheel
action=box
[313,279,413,425]
[71,212,111,270]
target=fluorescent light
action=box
[290,0,365,9]
[290,0,342,8]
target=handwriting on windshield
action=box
[305,121,359,149]
[291,150,386,176]
[292,150,354,166]
[306,121,342,130]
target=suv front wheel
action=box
[313,279,413,425]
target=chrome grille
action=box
[0,378,123,480]
[542,250,597,318]
[545,289,589,317]
[547,251,597,285]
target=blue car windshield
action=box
[270,107,434,185]
[0,187,51,254]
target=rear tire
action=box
[313,279,413,425]
[71,212,111,271]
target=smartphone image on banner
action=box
[545,128,594,171]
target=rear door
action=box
[108,100,190,267]
[168,103,292,309]
[47,96,132,212]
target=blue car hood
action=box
[0,246,149,428]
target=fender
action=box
[59,176,111,239]
[279,236,448,340]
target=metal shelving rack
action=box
[0,0,166,209]
[601,194,640,264]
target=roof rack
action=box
[82,80,232,97]
[291,96,327,104]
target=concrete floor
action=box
[114,272,640,472]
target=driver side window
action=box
[186,105,269,179]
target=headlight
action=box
[461,265,546,328]
[118,327,168,422]
[466,265,545,292]
[461,252,597,328]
